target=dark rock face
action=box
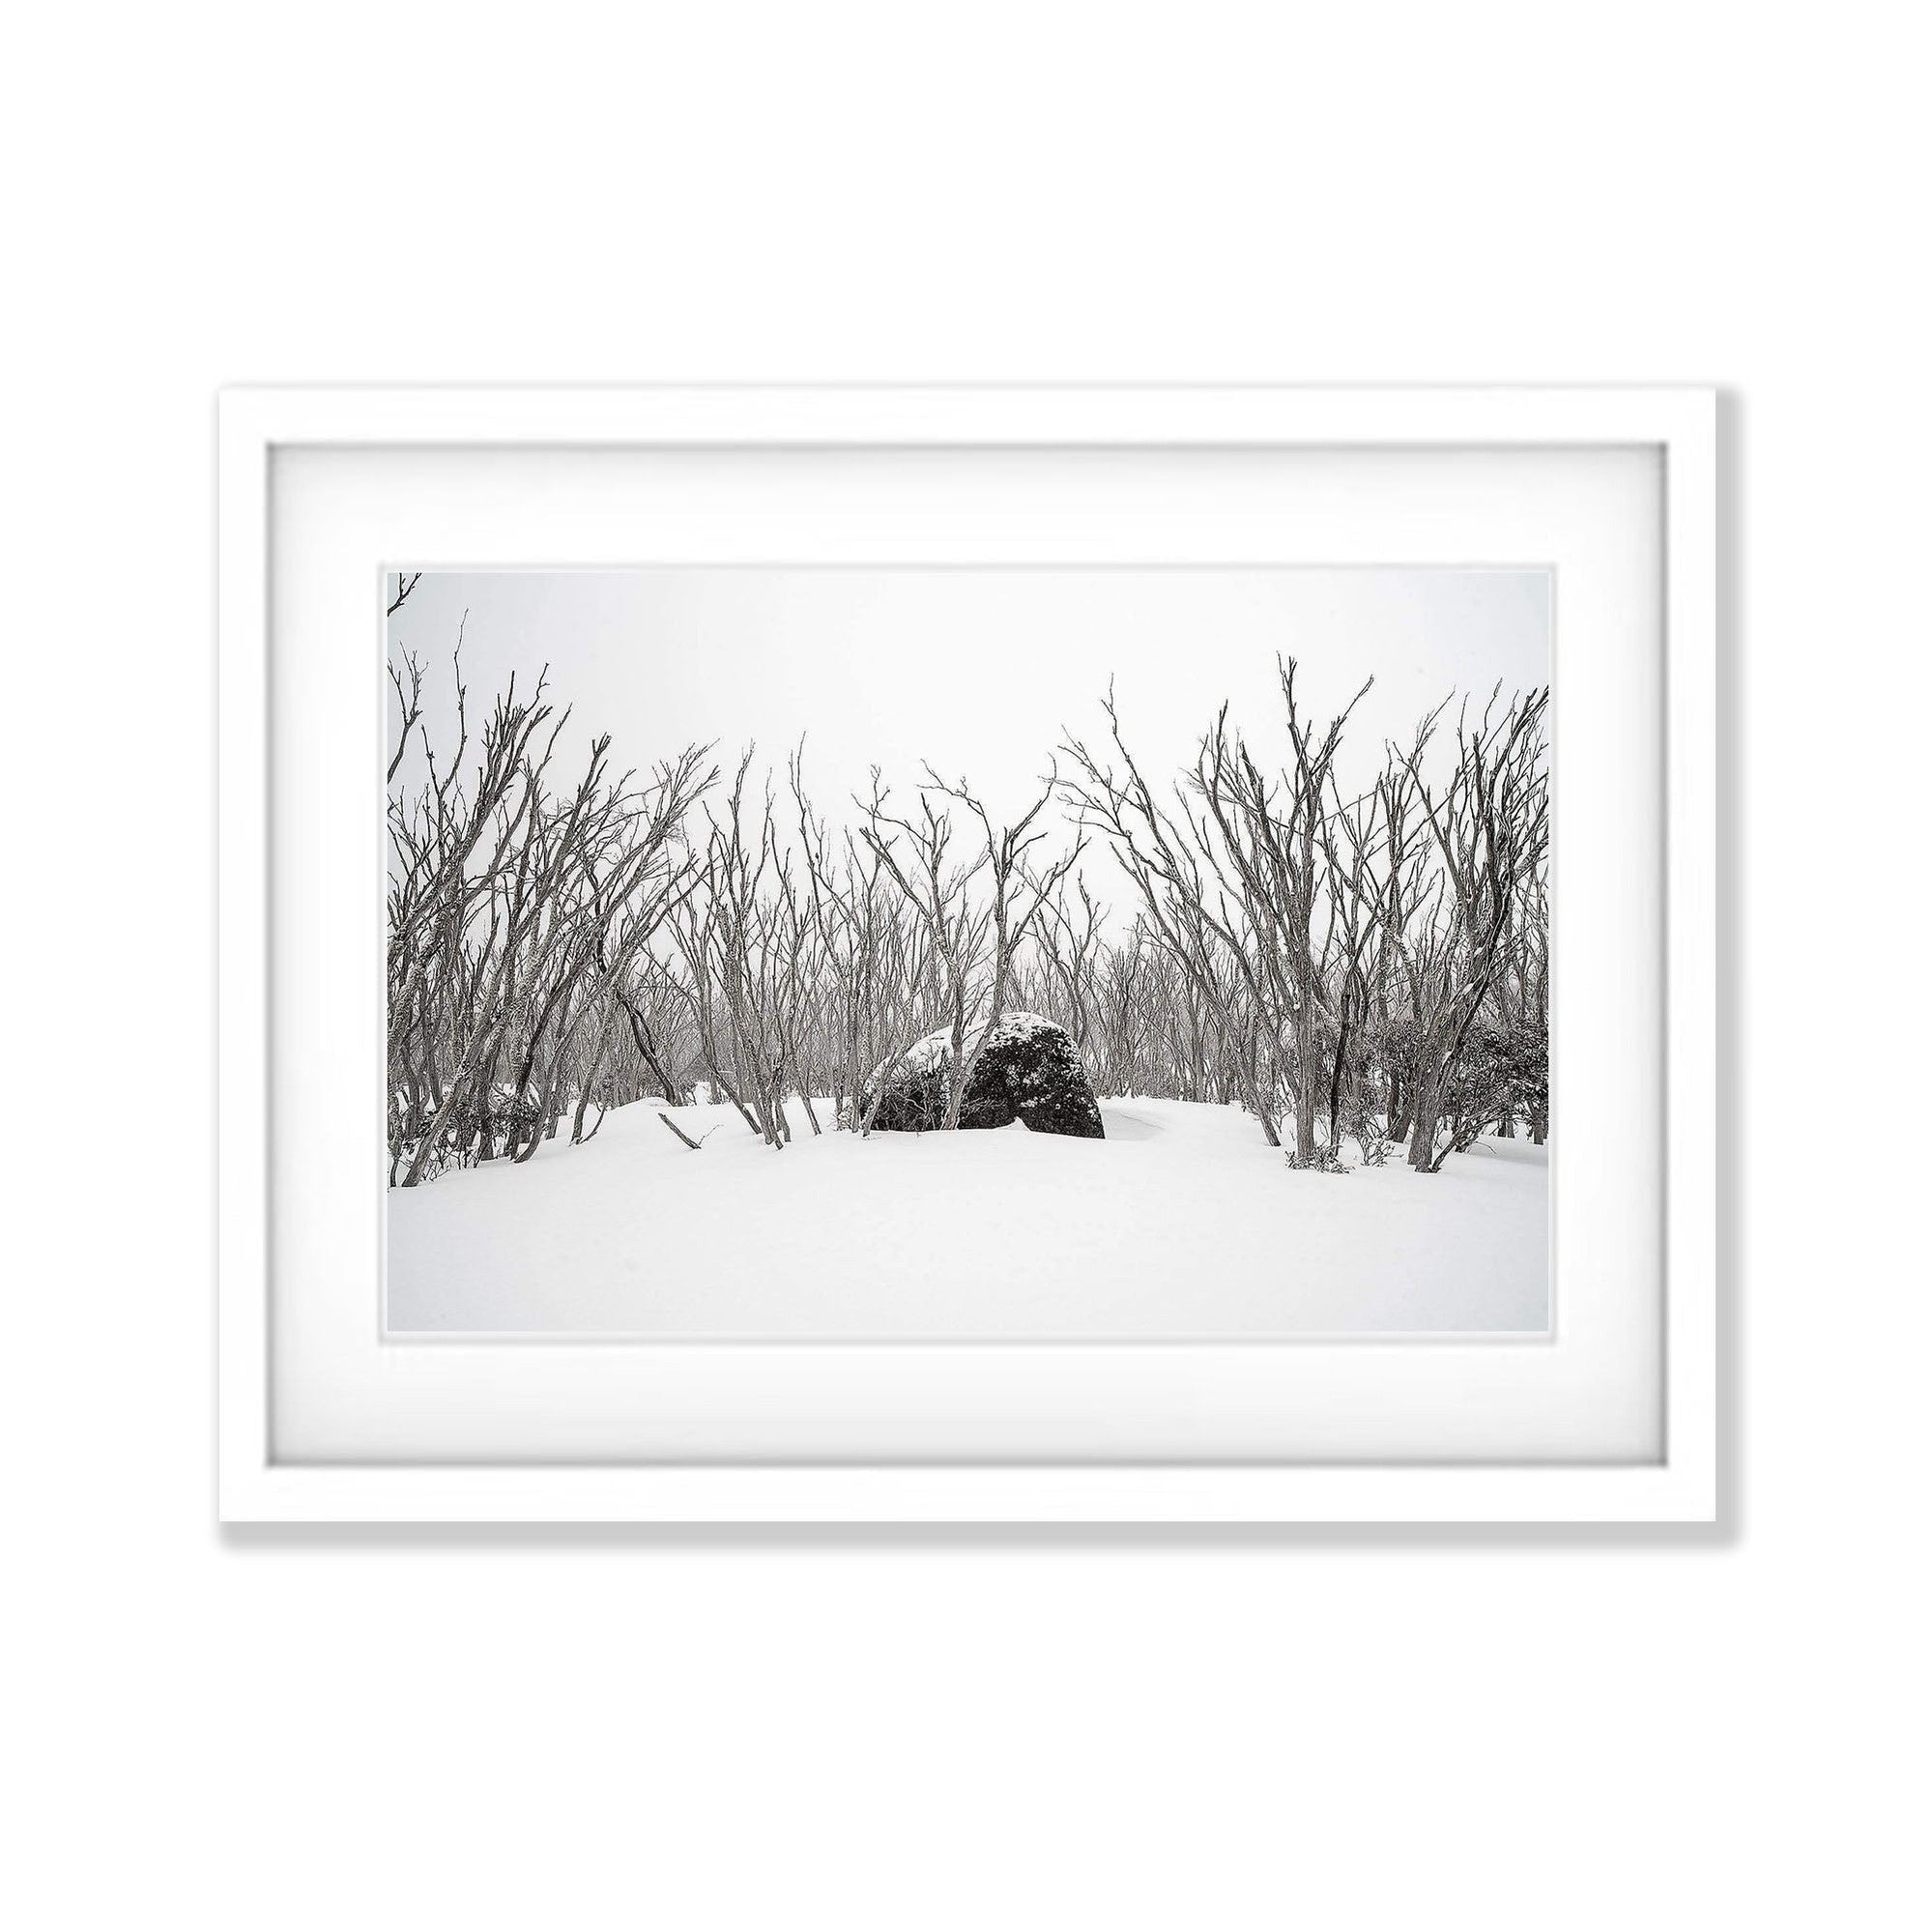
[863,1012,1105,1139]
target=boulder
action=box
[861,1011,1105,1139]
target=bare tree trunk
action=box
[611,971,687,1105]
[1407,1083,1443,1171]
[1293,1008,1319,1162]
[571,1003,617,1144]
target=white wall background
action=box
[4,5,1924,1928]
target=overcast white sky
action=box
[388,567,1548,869]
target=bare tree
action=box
[1389,686,1550,1171]
[857,773,992,1130]
[1025,871,1107,1061]
[675,753,795,1147]
[386,646,714,1183]
[920,764,1086,1127]
[1186,660,1370,1164]
[1061,686,1286,1147]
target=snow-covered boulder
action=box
[861,1011,1105,1139]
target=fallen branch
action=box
[656,1111,714,1151]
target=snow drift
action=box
[386,1094,1549,1338]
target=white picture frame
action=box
[219,386,1716,1523]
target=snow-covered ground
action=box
[387,1097,1549,1337]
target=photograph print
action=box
[385,566,1551,1339]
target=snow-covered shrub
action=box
[1343,1099,1393,1167]
[860,1013,1106,1139]
[860,1051,951,1132]
[389,1082,546,1179]
[1285,1142,1350,1174]
[1443,1019,1548,1149]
